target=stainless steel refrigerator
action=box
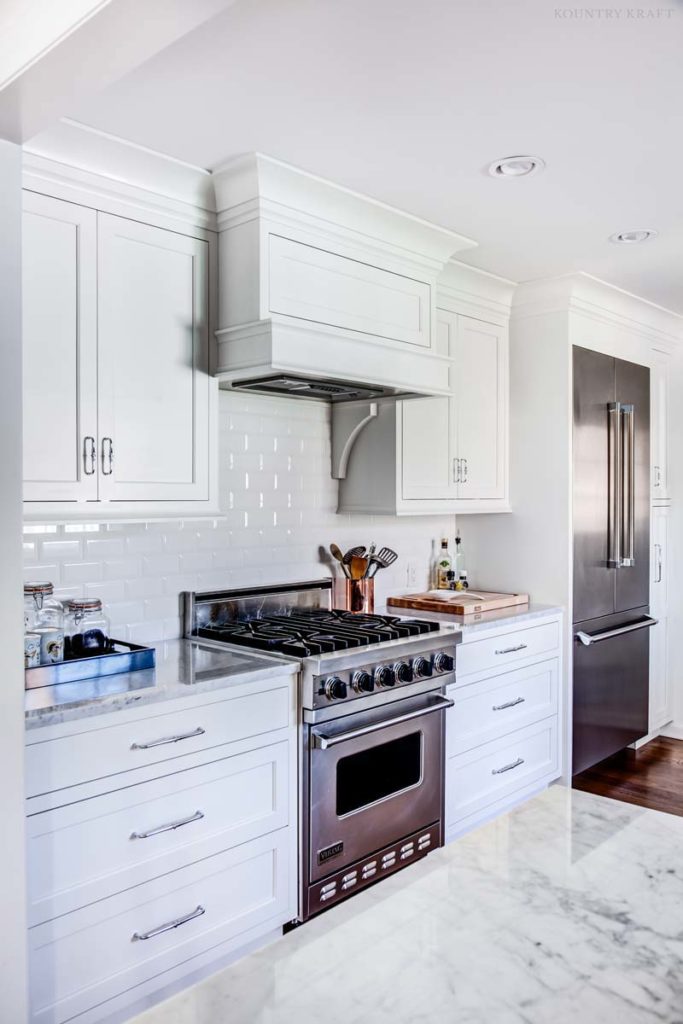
[572,346,657,775]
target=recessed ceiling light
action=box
[488,155,545,178]
[609,229,658,244]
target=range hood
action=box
[231,373,417,403]
[212,154,477,402]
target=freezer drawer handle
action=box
[495,643,528,656]
[312,695,454,750]
[130,809,204,841]
[492,696,525,711]
[130,726,205,750]
[492,757,525,775]
[132,905,205,942]
[575,617,657,647]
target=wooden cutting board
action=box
[387,590,529,616]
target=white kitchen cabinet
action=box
[651,348,670,501]
[26,670,298,1024]
[97,215,210,502]
[444,611,563,842]
[336,309,509,515]
[649,504,671,731]
[22,192,98,502]
[22,194,216,517]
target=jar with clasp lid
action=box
[64,598,111,659]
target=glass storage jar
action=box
[24,582,64,631]
[64,599,111,658]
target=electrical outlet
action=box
[407,561,419,587]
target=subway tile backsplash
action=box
[23,392,455,641]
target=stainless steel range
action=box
[183,580,460,920]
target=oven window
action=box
[336,731,422,816]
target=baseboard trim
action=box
[659,723,683,741]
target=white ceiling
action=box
[56,0,683,310]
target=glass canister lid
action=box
[24,582,54,596]
[68,598,103,612]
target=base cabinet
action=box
[26,675,297,1024]
[445,613,563,842]
[650,504,671,732]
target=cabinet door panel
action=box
[97,215,209,501]
[401,396,456,499]
[455,316,506,500]
[651,350,669,500]
[22,192,97,502]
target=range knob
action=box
[434,652,454,674]
[374,665,395,688]
[413,656,433,678]
[352,670,374,694]
[394,661,413,684]
[324,676,348,701]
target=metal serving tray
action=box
[25,640,156,689]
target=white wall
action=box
[0,138,29,1021]
[24,390,455,637]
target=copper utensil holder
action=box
[336,578,374,614]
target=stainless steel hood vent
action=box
[233,374,411,403]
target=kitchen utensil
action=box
[350,555,369,580]
[330,543,351,578]
[342,545,366,567]
[376,546,398,567]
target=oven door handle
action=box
[311,695,454,750]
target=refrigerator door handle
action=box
[575,616,657,646]
[607,402,622,568]
[620,404,635,567]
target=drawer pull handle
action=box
[132,904,205,942]
[492,757,525,775]
[495,643,528,656]
[130,810,204,841]
[131,726,205,750]
[492,696,525,711]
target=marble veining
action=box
[134,786,683,1024]
[25,640,296,729]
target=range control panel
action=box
[313,650,454,707]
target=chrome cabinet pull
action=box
[492,696,525,711]
[620,404,635,567]
[132,905,205,942]
[83,436,96,475]
[130,810,204,841]
[492,757,524,776]
[131,726,205,751]
[607,402,622,568]
[655,543,663,584]
[654,464,661,489]
[462,457,468,483]
[575,616,657,646]
[494,643,528,656]
[101,437,114,475]
[453,458,460,483]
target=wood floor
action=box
[573,737,683,817]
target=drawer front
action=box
[447,659,559,756]
[28,741,289,926]
[26,685,290,798]
[30,828,293,1024]
[456,620,560,678]
[446,718,559,828]
[269,234,431,348]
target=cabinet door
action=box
[400,310,458,499]
[651,349,669,500]
[22,192,97,502]
[455,316,507,500]
[649,506,670,731]
[97,215,210,501]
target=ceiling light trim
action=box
[488,155,545,178]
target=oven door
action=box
[308,689,452,883]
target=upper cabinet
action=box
[23,193,98,503]
[22,190,216,518]
[335,265,513,516]
[650,347,670,502]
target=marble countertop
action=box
[134,785,683,1024]
[25,640,297,730]
[382,597,563,635]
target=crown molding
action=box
[437,258,515,323]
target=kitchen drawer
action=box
[28,741,289,926]
[445,718,559,828]
[456,620,560,678]
[447,659,559,756]
[30,828,292,1024]
[26,684,290,798]
[268,234,431,348]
